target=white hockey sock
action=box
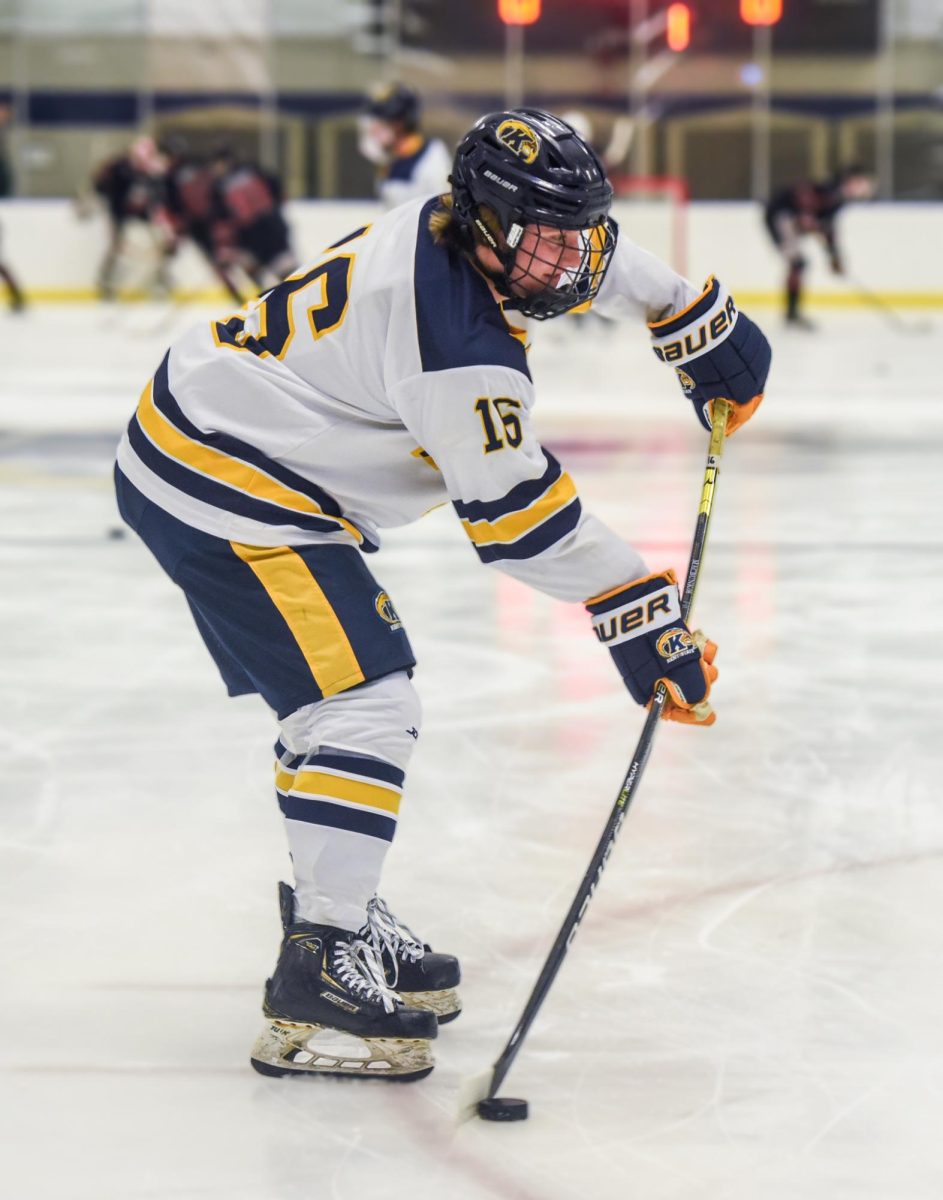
[275,672,421,931]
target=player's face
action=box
[508,224,583,297]
[843,175,875,202]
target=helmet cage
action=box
[450,109,617,320]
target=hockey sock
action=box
[275,672,421,931]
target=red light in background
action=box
[666,3,691,51]
[499,0,542,25]
[740,0,783,25]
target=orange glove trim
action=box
[647,276,715,331]
[710,393,763,437]
[650,636,719,726]
[585,568,678,608]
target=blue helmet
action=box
[365,83,420,130]
[450,109,616,319]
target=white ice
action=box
[1,301,941,1200]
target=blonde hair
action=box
[428,193,503,252]
[428,194,454,244]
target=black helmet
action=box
[365,83,420,130]
[450,108,616,320]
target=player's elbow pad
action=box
[649,277,772,432]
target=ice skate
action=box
[250,884,437,1081]
[364,896,462,1024]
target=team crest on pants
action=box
[656,627,695,664]
[375,591,403,630]
[496,119,540,164]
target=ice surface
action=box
[1,302,941,1199]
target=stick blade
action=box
[455,1068,492,1125]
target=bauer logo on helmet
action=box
[496,119,541,164]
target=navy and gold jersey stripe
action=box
[274,747,405,843]
[453,450,583,564]
[128,354,375,548]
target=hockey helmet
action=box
[450,109,616,319]
[365,83,421,130]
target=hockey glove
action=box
[586,570,718,726]
[649,277,771,436]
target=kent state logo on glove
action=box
[585,570,718,726]
[649,277,772,435]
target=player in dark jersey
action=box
[209,147,296,290]
[161,141,245,304]
[0,102,25,311]
[764,166,875,328]
[92,137,168,300]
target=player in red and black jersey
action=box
[764,166,875,328]
[209,147,297,291]
[161,141,246,304]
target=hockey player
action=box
[359,83,451,209]
[764,165,875,328]
[161,141,245,305]
[0,103,25,312]
[114,109,771,1081]
[91,136,169,300]
[209,147,297,290]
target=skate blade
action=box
[398,987,462,1022]
[250,1019,434,1081]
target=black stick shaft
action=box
[486,401,731,1102]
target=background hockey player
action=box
[161,138,246,304]
[90,135,170,300]
[114,109,770,1082]
[209,145,297,292]
[0,102,25,311]
[764,165,875,328]
[358,82,451,209]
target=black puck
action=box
[107,526,127,540]
[477,1097,529,1122]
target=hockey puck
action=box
[107,526,127,540]
[477,1097,529,1122]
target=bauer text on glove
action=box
[585,570,718,726]
[649,277,771,435]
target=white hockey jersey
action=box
[116,197,697,604]
[378,136,452,209]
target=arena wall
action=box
[1,199,940,307]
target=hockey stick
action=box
[461,398,732,1124]
[846,275,933,335]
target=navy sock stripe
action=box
[307,753,405,789]
[278,793,396,841]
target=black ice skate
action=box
[364,896,462,1023]
[250,884,437,1081]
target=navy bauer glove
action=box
[649,277,771,435]
[586,570,718,726]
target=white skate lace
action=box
[365,897,425,989]
[331,936,401,1015]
